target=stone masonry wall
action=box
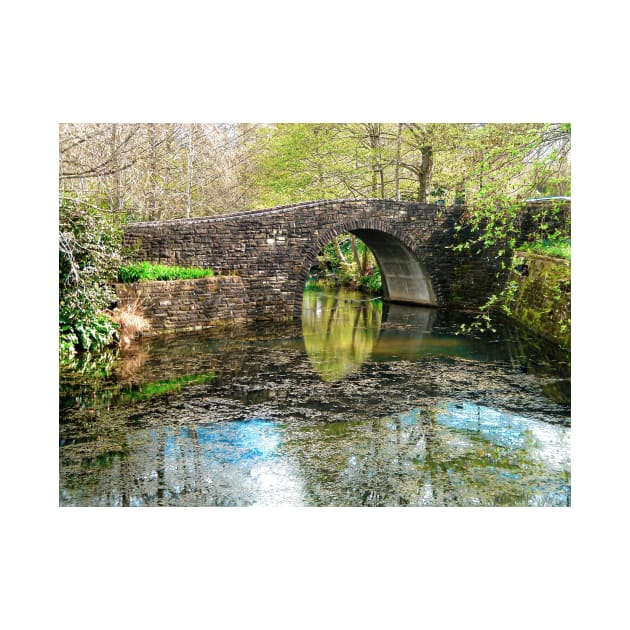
[114,276,249,334]
[509,252,571,348]
[122,199,570,323]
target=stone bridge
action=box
[122,199,550,323]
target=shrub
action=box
[59,196,123,356]
[358,267,383,295]
[60,311,119,355]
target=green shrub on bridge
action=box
[118,262,215,283]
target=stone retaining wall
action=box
[510,252,571,348]
[114,276,250,334]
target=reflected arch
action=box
[296,222,439,318]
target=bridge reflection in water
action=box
[302,288,456,381]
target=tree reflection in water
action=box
[281,403,569,507]
[302,289,383,381]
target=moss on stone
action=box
[509,252,570,348]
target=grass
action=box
[118,261,215,283]
[520,238,571,260]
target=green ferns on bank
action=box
[60,314,119,356]
[118,262,215,283]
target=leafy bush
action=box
[118,262,215,283]
[359,268,383,294]
[315,234,382,293]
[59,196,123,356]
[60,312,119,354]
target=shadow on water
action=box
[60,287,570,506]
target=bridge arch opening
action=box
[349,229,437,306]
[298,225,437,318]
[307,232,383,294]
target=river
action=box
[59,287,571,506]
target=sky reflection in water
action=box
[67,401,568,506]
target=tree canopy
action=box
[60,122,570,219]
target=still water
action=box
[59,288,570,506]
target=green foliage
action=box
[59,196,123,355]
[448,124,571,333]
[313,234,382,295]
[59,346,119,380]
[118,261,215,283]
[254,124,355,206]
[252,123,570,209]
[520,238,571,260]
[359,267,382,294]
[60,311,119,355]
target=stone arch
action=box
[294,219,439,318]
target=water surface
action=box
[59,288,570,506]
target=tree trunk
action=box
[109,124,120,213]
[146,124,159,220]
[350,235,366,275]
[417,145,433,203]
[361,246,370,276]
[186,123,194,219]
[333,237,347,265]
[367,123,381,198]
[394,123,402,201]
